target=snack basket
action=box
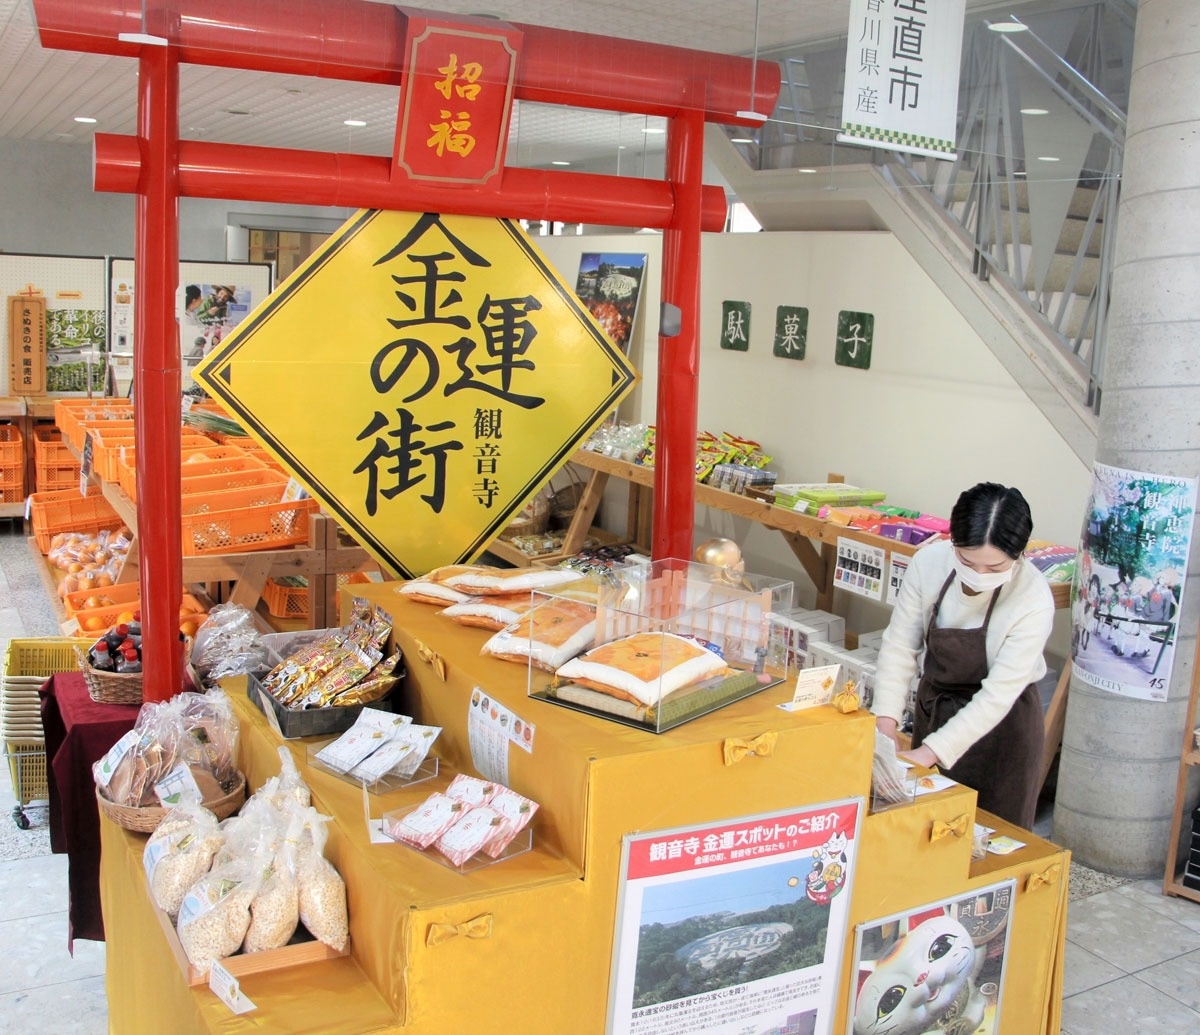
[74,644,144,705]
[95,769,246,833]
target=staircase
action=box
[711,4,1136,466]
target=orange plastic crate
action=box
[62,579,140,619]
[66,587,206,633]
[29,486,121,553]
[262,571,372,619]
[119,452,266,503]
[103,434,219,485]
[0,464,24,503]
[181,490,318,556]
[35,447,80,490]
[180,468,289,498]
[0,424,23,466]
[56,403,135,450]
[33,426,63,458]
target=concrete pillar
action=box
[1053,0,1200,876]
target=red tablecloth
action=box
[39,673,140,950]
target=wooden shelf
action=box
[1164,634,1200,899]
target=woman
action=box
[873,482,1054,828]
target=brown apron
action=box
[910,572,1044,829]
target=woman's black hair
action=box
[949,482,1033,559]
[185,284,201,305]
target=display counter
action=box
[99,581,1069,1033]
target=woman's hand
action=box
[899,744,940,769]
[875,716,901,746]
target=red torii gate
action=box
[31,0,780,701]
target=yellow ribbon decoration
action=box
[722,731,779,766]
[414,639,447,681]
[1026,863,1063,892]
[426,913,494,947]
[930,814,970,842]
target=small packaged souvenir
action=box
[482,787,539,858]
[384,792,469,849]
[435,805,505,868]
[445,773,498,807]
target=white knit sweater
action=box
[872,539,1055,768]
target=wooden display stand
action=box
[493,449,1071,612]
[99,581,1070,1034]
[1162,636,1200,902]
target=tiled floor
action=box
[1,521,1199,1033]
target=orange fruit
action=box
[82,616,107,632]
[67,561,84,574]
[95,573,114,588]
[116,611,137,625]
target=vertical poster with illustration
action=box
[834,537,885,601]
[574,253,648,353]
[181,283,255,387]
[607,799,862,1035]
[848,880,1016,1035]
[1071,463,1196,701]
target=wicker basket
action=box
[499,490,551,540]
[548,464,586,530]
[95,769,247,833]
[74,644,143,706]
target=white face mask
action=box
[955,559,1016,592]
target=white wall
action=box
[0,140,352,263]
[537,231,1091,650]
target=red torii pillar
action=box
[31,0,780,700]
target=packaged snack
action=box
[143,801,224,917]
[435,806,505,868]
[176,857,259,972]
[482,787,539,858]
[444,773,498,807]
[384,792,468,849]
[555,631,729,706]
[481,597,596,671]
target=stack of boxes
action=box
[769,608,884,708]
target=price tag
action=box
[95,729,139,788]
[257,688,284,738]
[153,762,202,807]
[209,961,256,1014]
[282,477,309,502]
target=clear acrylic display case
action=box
[523,558,795,732]
[381,802,535,872]
[306,738,440,794]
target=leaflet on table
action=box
[94,729,139,788]
[314,708,413,774]
[349,722,441,783]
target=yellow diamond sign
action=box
[193,210,638,577]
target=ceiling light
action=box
[1036,155,1060,162]
[730,137,754,144]
[344,119,367,127]
[551,160,570,166]
[797,168,817,174]
[74,116,97,124]
[1020,108,1049,116]
[988,21,1029,33]
[641,127,665,135]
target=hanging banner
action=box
[1071,463,1196,702]
[7,294,47,395]
[838,0,966,159]
[606,799,861,1035]
[394,15,521,185]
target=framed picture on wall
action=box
[574,252,648,353]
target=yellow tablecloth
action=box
[99,582,1068,1033]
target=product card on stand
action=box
[778,664,840,711]
[209,961,256,1014]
